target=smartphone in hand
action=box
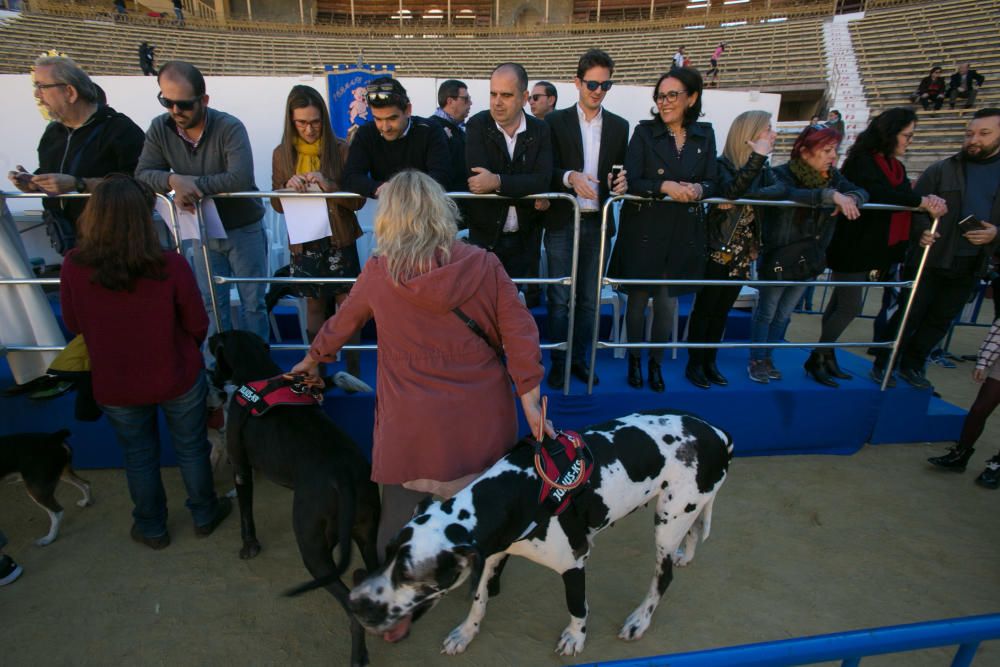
[957,214,985,234]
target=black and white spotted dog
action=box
[347,410,733,656]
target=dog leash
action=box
[531,396,588,493]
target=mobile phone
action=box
[610,164,624,181]
[957,214,985,234]
[14,170,33,186]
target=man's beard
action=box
[963,138,1000,162]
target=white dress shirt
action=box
[496,113,527,233]
[562,103,604,213]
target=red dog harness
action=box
[533,430,595,516]
[233,375,322,417]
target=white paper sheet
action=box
[278,186,331,245]
[168,198,227,241]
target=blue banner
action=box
[325,63,396,140]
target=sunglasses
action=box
[530,94,551,102]
[655,90,686,104]
[157,92,200,111]
[581,79,614,92]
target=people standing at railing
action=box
[749,125,867,385]
[609,67,718,393]
[818,108,948,387]
[528,81,558,120]
[544,49,628,389]
[927,317,1000,489]
[910,67,947,111]
[464,63,552,304]
[270,85,365,376]
[685,110,780,389]
[341,77,451,199]
[135,60,270,342]
[60,176,231,550]
[7,56,144,255]
[947,63,985,110]
[289,170,550,560]
[873,108,1000,389]
[427,79,471,193]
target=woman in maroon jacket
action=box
[60,176,229,550]
[291,170,551,559]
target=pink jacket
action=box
[310,241,543,485]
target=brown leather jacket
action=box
[270,138,364,250]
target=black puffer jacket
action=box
[707,152,788,253]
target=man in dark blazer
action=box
[948,63,986,109]
[544,48,629,388]
[464,62,552,286]
[428,78,472,192]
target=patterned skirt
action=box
[289,237,361,300]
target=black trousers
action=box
[876,256,979,372]
[685,260,743,367]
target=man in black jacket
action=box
[543,49,629,388]
[464,63,552,291]
[875,108,1000,389]
[343,77,451,199]
[948,63,985,110]
[7,56,144,251]
[427,79,471,193]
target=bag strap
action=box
[452,306,506,365]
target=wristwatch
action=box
[75,177,86,192]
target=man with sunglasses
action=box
[342,77,450,199]
[528,81,558,120]
[428,78,472,192]
[7,56,144,249]
[464,62,552,297]
[135,60,269,342]
[542,48,629,389]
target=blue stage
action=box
[0,297,965,469]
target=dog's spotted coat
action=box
[349,409,733,656]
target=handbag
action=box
[759,236,826,281]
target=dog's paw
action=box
[555,626,587,656]
[441,623,478,655]
[618,609,653,641]
[35,535,55,547]
[239,540,261,559]
[672,547,693,567]
[77,497,94,508]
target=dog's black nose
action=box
[349,597,387,626]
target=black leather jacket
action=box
[707,152,787,253]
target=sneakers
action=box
[194,495,232,537]
[762,358,782,381]
[928,350,957,369]
[927,446,974,472]
[747,360,770,384]
[131,524,171,550]
[975,457,1000,490]
[0,555,22,586]
[898,367,933,390]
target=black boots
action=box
[824,350,852,380]
[704,360,728,386]
[685,364,710,389]
[804,350,838,387]
[928,446,975,472]
[648,359,665,393]
[627,355,643,389]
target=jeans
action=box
[187,221,270,341]
[101,372,219,538]
[750,285,808,361]
[545,214,607,365]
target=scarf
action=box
[293,135,322,175]
[788,158,832,189]
[873,152,912,246]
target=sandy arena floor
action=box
[2,303,999,666]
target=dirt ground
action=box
[2,304,999,666]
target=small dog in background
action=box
[1,429,93,546]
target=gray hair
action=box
[34,56,99,103]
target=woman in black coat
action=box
[609,67,718,392]
[817,107,947,384]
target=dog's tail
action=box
[284,469,356,598]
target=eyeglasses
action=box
[293,119,324,130]
[33,82,67,91]
[655,90,687,104]
[157,92,200,111]
[581,79,614,92]
[529,94,551,102]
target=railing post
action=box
[155,193,182,252]
[195,198,223,334]
[880,216,940,391]
[561,197,581,395]
[589,195,618,395]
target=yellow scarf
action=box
[293,135,322,175]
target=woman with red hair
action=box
[747,125,868,384]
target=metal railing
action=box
[573,612,1000,667]
[591,194,939,393]
[195,191,582,394]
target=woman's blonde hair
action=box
[373,170,459,283]
[723,110,773,168]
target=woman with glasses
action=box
[609,67,718,392]
[290,170,550,560]
[684,110,781,389]
[748,125,867,384]
[271,85,365,377]
[59,176,230,549]
[815,107,946,386]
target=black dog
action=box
[209,330,380,667]
[0,429,92,546]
